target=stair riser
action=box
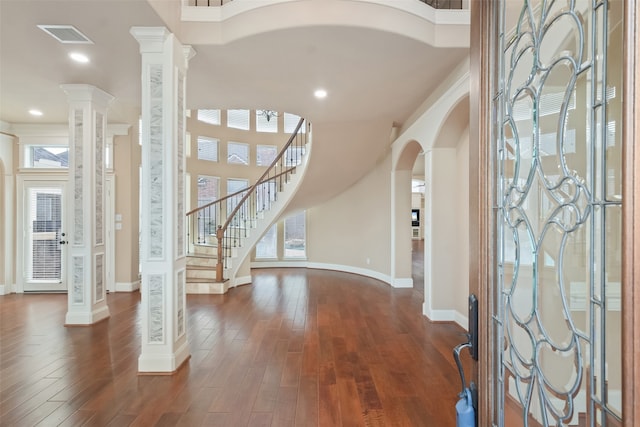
[187,269,217,280]
[186,257,216,268]
[186,282,229,294]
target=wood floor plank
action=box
[1,242,472,427]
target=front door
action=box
[489,1,624,425]
[21,180,68,292]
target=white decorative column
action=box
[61,84,113,325]
[131,27,195,373]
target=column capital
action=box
[183,45,197,63]
[60,84,114,107]
[130,27,171,53]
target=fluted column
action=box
[131,27,195,373]
[61,84,113,325]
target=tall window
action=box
[256,145,277,166]
[197,175,219,207]
[197,109,220,125]
[284,211,305,258]
[227,142,249,165]
[284,145,305,167]
[226,178,249,220]
[227,109,250,130]
[226,178,248,195]
[197,136,219,162]
[255,224,277,259]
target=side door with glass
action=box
[19,179,68,292]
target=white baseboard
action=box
[138,339,190,373]
[65,305,110,325]
[423,303,467,330]
[251,260,308,269]
[392,277,413,288]
[454,311,468,331]
[115,281,140,292]
[234,275,252,287]
[0,284,15,295]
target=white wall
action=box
[0,125,16,294]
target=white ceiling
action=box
[0,0,470,208]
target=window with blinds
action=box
[197,109,221,125]
[284,113,306,134]
[227,109,250,130]
[28,188,62,281]
[256,111,278,133]
[197,136,219,162]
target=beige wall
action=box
[113,131,141,287]
[186,111,293,211]
[454,127,470,317]
[430,148,459,311]
[306,154,392,276]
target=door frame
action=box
[621,1,640,423]
[470,1,640,426]
[16,173,69,293]
[105,173,115,293]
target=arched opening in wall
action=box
[391,140,423,290]
[410,153,425,295]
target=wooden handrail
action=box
[221,118,305,232]
[185,167,297,217]
[185,117,308,282]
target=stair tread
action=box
[186,278,228,283]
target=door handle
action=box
[59,240,68,245]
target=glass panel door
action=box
[492,0,623,425]
[23,183,67,292]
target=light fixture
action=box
[314,89,327,99]
[29,109,43,116]
[69,52,89,63]
[257,109,278,122]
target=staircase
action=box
[185,118,311,293]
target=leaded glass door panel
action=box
[492,1,623,425]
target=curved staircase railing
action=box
[186,117,309,282]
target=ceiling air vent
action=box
[37,25,93,44]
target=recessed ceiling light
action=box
[69,52,89,63]
[314,89,327,99]
[29,109,43,116]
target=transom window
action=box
[23,146,69,169]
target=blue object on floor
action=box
[456,387,475,427]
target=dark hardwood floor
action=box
[1,250,472,426]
